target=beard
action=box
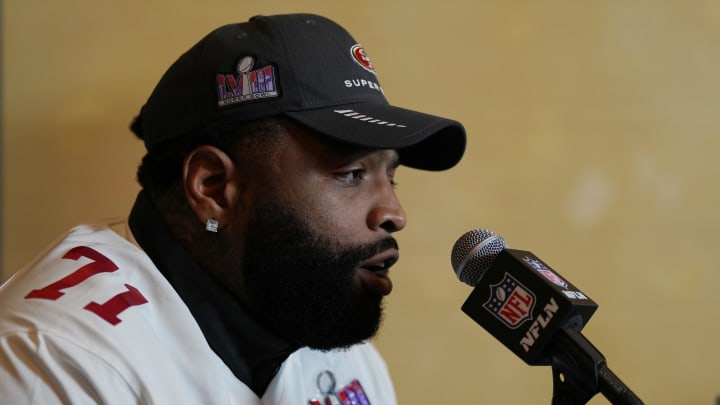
[240,199,398,351]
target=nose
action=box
[368,183,407,234]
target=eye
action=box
[337,168,365,184]
[388,168,399,189]
[344,169,365,181]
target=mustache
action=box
[343,237,399,265]
[369,237,399,255]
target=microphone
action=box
[451,229,598,364]
[451,229,643,405]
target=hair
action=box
[130,116,287,202]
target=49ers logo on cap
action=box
[350,44,376,74]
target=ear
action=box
[183,145,241,230]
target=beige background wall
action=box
[3,1,719,403]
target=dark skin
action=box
[171,119,406,313]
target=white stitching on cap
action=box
[333,109,407,128]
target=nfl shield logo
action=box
[483,273,535,329]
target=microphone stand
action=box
[549,328,643,405]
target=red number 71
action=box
[25,246,148,326]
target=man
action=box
[0,13,465,404]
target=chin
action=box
[303,300,384,351]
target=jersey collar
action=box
[128,191,298,397]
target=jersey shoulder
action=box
[0,224,259,403]
[0,224,176,332]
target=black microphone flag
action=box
[459,247,598,365]
[452,229,643,404]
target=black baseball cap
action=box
[133,13,466,171]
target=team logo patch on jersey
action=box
[216,55,279,107]
[350,44,376,74]
[308,370,372,405]
[484,273,535,329]
[523,256,568,288]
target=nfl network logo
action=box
[523,256,568,288]
[483,273,536,329]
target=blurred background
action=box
[3,1,719,403]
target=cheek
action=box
[296,190,363,240]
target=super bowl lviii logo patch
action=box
[308,370,373,405]
[217,55,278,107]
[483,273,535,329]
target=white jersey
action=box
[0,224,397,404]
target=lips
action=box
[356,249,399,296]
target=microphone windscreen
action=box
[451,229,506,286]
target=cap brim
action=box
[285,102,466,171]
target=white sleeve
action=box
[0,330,140,405]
